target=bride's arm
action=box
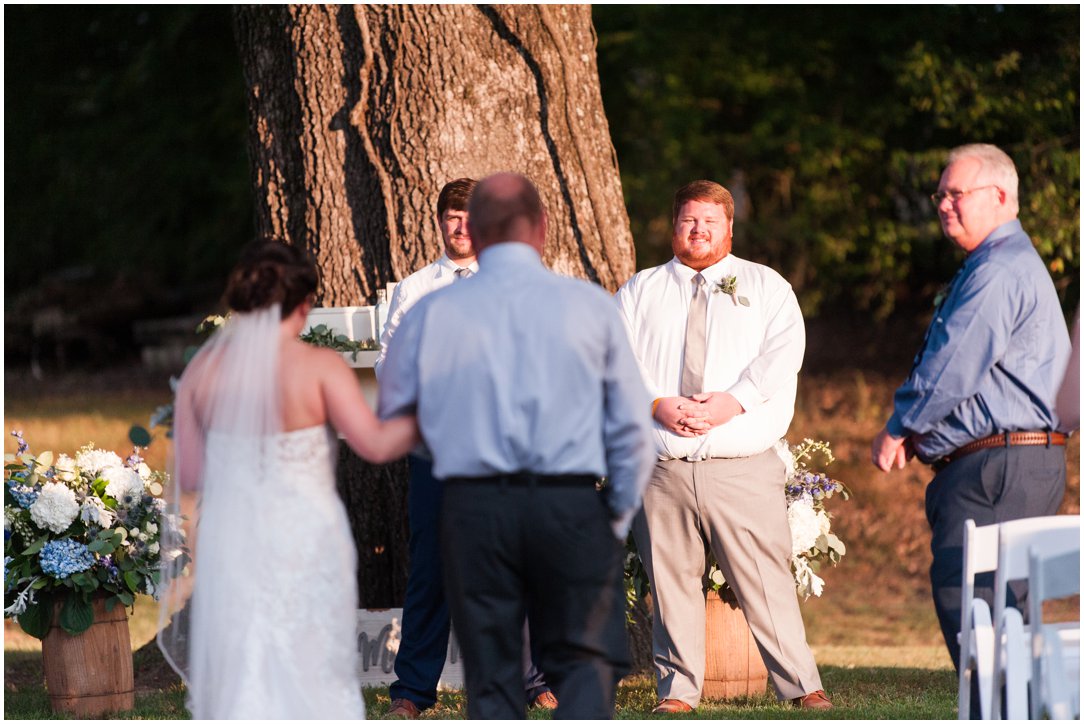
[322,352,420,463]
[173,378,205,491]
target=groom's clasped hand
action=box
[656,392,744,437]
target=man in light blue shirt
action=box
[872,143,1070,670]
[379,173,654,719]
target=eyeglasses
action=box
[930,185,998,205]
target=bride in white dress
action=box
[158,239,418,719]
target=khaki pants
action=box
[632,450,822,705]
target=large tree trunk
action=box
[233,4,634,304]
[233,5,637,607]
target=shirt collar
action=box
[968,219,1024,263]
[667,255,734,286]
[436,252,479,275]
[478,242,544,272]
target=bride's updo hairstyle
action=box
[224,237,319,318]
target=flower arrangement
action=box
[708,438,850,599]
[4,431,187,637]
[624,438,849,610]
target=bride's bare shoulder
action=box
[284,339,348,374]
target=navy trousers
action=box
[389,456,549,709]
[440,479,629,720]
[925,445,1066,670]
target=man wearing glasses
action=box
[871,143,1071,670]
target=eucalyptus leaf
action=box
[124,570,141,592]
[117,591,135,606]
[129,425,152,447]
[88,539,110,554]
[22,535,49,556]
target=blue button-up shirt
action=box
[887,219,1070,462]
[378,242,655,536]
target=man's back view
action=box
[379,173,654,719]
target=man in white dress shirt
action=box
[376,179,555,718]
[615,180,831,713]
[379,173,655,719]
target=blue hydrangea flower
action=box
[38,539,95,579]
[8,484,39,509]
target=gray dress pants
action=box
[632,450,823,706]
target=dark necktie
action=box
[680,273,707,397]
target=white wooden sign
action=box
[356,608,464,689]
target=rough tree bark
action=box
[232,5,637,613]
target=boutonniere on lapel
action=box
[932,283,951,310]
[714,275,750,306]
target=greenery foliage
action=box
[2,6,1077,364]
[594,5,1079,317]
[299,324,379,360]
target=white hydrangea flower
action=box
[774,439,796,480]
[29,482,79,534]
[54,454,78,483]
[102,466,145,503]
[148,541,160,555]
[76,448,123,477]
[787,498,821,556]
[145,522,158,535]
[80,497,115,528]
[137,462,152,481]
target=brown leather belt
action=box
[937,431,1067,469]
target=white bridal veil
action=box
[157,304,282,685]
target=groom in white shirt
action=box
[615,180,831,712]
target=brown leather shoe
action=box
[792,689,833,710]
[386,698,421,719]
[651,698,694,714]
[531,691,559,710]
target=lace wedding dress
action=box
[186,425,365,719]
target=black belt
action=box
[445,472,599,487]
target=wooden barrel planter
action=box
[703,589,768,699]
[42,597,135,717]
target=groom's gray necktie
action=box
[454,267,472,281]
[680,273,707,397]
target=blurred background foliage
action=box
[4,5,1079,368]
[595,4,1079,318]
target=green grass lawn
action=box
[4,655,955,720]
[9,370,1067,720]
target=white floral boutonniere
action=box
[714,275,750,306]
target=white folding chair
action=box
[989,515,1080,719]
[958,519,1000,720]
[1000,607,1029,719]
[1028,546,1081,720]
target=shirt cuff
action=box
[885,412,908,439]
[725,379,762,413]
